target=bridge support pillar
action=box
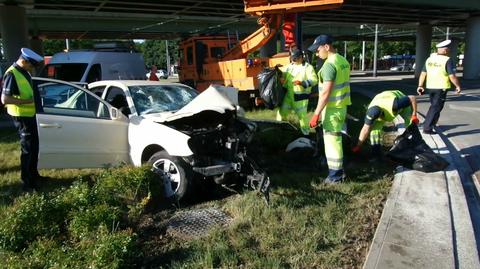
[0,5,30,63]
[414,24,432,78]
[464,16,480,79]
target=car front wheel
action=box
[148,151,192,201]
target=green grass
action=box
[0,93,392,268]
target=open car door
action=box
[34,77,130,169]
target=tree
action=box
[42,39,95,55]
[139,40,179,70]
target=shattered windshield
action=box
[129,84,198,115]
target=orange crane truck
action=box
[178,0,344,107]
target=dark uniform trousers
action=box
[12,115,39,188]
[423,89,448,132]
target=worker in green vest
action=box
[351,90,419,160]
[1,48,44,191]
[277,48,318,136]
[308,35,350,183]
[417,39,461,134]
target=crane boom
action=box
[178,0,344,105]
[222,0,343,60]
[244,0,344,15]
[221,14,282,61]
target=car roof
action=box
[88,80,186,88]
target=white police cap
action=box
[21,48,43,65]
[436,40,451,48]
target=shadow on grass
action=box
[0,165,21,174]
[0,181,24,205]
[0,128,18,143]
[271,187,350,209]
[0,176,87,206]
[38,176,80,193]
[139,245,195,268]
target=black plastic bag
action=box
[386,124,449,172]
[257,68,284,109]
[412,151,449,173]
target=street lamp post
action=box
[360,24,379,76]
[361,40,365,71]
[165,40,170,76]
[373,24,378,77]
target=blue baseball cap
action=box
[20,48,43,65]
[290,48,303,60]
[308,35,334,52]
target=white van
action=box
[41,50,146,83]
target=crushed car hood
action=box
[152,85,238,123]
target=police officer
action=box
[417,39,461,134]
[277,48,318,136]
[1,48,44,191]
[308,35,350,183]
[352,90,419,161]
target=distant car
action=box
[389,64,413,71]
[33,78,268,201]
[146,69,168,79]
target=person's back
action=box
[417,39,461,134]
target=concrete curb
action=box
[363,120,480,268]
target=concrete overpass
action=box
[1,0,480,78]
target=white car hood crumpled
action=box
[153,85,238,123]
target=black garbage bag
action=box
[386,124,449,172]
[258,67,284,109]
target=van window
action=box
[86,64,102,83]
[41,63,88,82]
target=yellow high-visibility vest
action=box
[283,62,318,94]
[4,66,36,117]
[368,90,405,122]
[425,53,451,89]
[319,53,351,108]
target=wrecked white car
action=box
[34,78,269,201]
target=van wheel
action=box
[148,151,192,201]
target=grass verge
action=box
[0,92,392,268]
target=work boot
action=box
[324,173,346,184]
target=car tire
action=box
[148,151,192,201]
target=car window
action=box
[128,84,198,115]
[105,86,130,116]
[37,81,109,119]
[90,85,107,97]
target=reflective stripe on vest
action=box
[368,90,405,122]
[319,54,351,108]
[4,66,36,117]
[425,54,451,89]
